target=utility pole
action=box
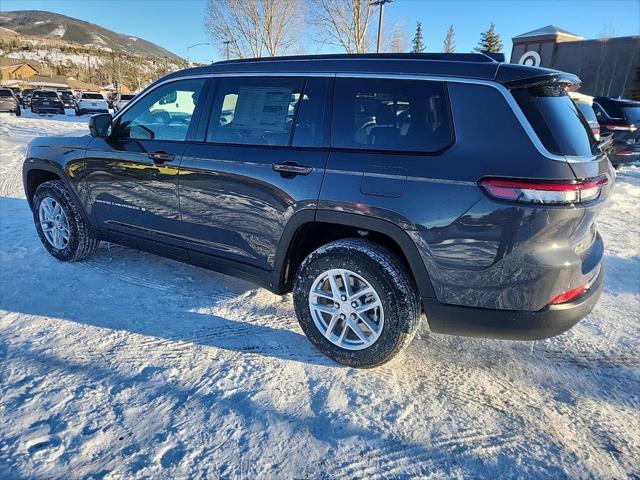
[371,0,393,54]
[223,40,232,61]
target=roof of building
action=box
[513,25,583,40]
[0,57,42,72]
[0,62,39,74]
[27,75,70,87]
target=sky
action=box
[1,0,639,64]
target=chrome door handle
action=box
[273,162,312,176]
[148,152,175,163]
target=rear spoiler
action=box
[503,72,582,91]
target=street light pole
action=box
[223,40,232,61]
[186,42,212,67]
[371,0,393,54]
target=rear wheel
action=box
[14,107,21,117]
[293,239,421,368]
[32,180,100,262]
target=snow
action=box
[0,112,639,479]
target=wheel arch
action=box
[273,210,436,303]
[23,163,93,227]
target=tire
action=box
[15,108,21,117]
[32,180,100,262]
[59,109,65,115]
[75,108,81,116]
[293,238,421,368]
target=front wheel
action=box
[293,239,421,368]
[14,108,21,117]
[32,180,100,262]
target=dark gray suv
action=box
[23,54,612,367]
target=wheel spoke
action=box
[349,320,368,342]
[311,289,335,301]
[58,227,70,240]
[350,286,375,301]
[340,270,353,298]
[336,321,349,346]
[324,314,340,339]
[356,299,381,314]
[311,303,337,315]
[357,313,380,335]
[327,272,341,298]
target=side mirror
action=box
[89,113,112,137]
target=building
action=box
[0,62,39,82]
[510,25,640,99]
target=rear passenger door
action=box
[319,76,455,222]
[178,76,332,270]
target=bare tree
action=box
[311,0,376,53]
[204,0,303,59]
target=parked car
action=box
[0,88,21,116]
[58,90,76,109]
[21,88,34,107]
[30,90,65,115]
[593,97,639,137]
[113,93,136,112]
[23,53,612,367]
[609,130,640,168]
[569,91,600,140]
[75,92,109,115]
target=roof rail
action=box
[212,52,500,65]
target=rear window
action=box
[121,94,135,100]
[622,106,640,123]
[82,93,104,100]
[0,90,12,97]
[33,91,58,98]
[574,102,598,124]
[513,85,595,157]
[332,78,453,153]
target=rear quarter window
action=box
[331,78,453,153]
[513,86,595,157]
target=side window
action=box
[207,76,305,146]
[292,77,331,148]
[332,78,453,152]
[115,79,206,141]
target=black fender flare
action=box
[273,209,436,301]
[22,159,93,227]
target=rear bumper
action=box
[32,106,64,113]
[423,266,604,340]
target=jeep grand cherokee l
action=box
[23,54,612,367]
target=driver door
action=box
[84,78,209,250]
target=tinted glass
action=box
[34,91,58,98]
[292,77,330,148]
[575,102,598,124]
[513,86,595,156]
[121,94,135,100]
[332,78,453,152]
[207,76,305,146]
[116,78,205,142]
[0,90,12,97]
[623,106,640,123]
[82,93,104,100]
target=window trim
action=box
[330,77,455,155]
[111,77,211,143]
[202,75,311,149]
[113,71,599,163]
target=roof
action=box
[513,25,583,40]
[0,57,41,72]
[159,53,570,89]
[0,62,38,73]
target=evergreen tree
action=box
[412,22,425,53]
[443,25,455,53]
[474,22,503,54]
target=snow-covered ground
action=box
[0,112,638,479]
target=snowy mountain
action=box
[0,10,183,61]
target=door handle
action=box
[148,151,175,163]
[272,162,313,177]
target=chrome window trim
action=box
[114,71,597,163]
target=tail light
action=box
[603,124,637,132]
[479,176,608,205]
[591,126,600,140]
[617,149,637,156]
